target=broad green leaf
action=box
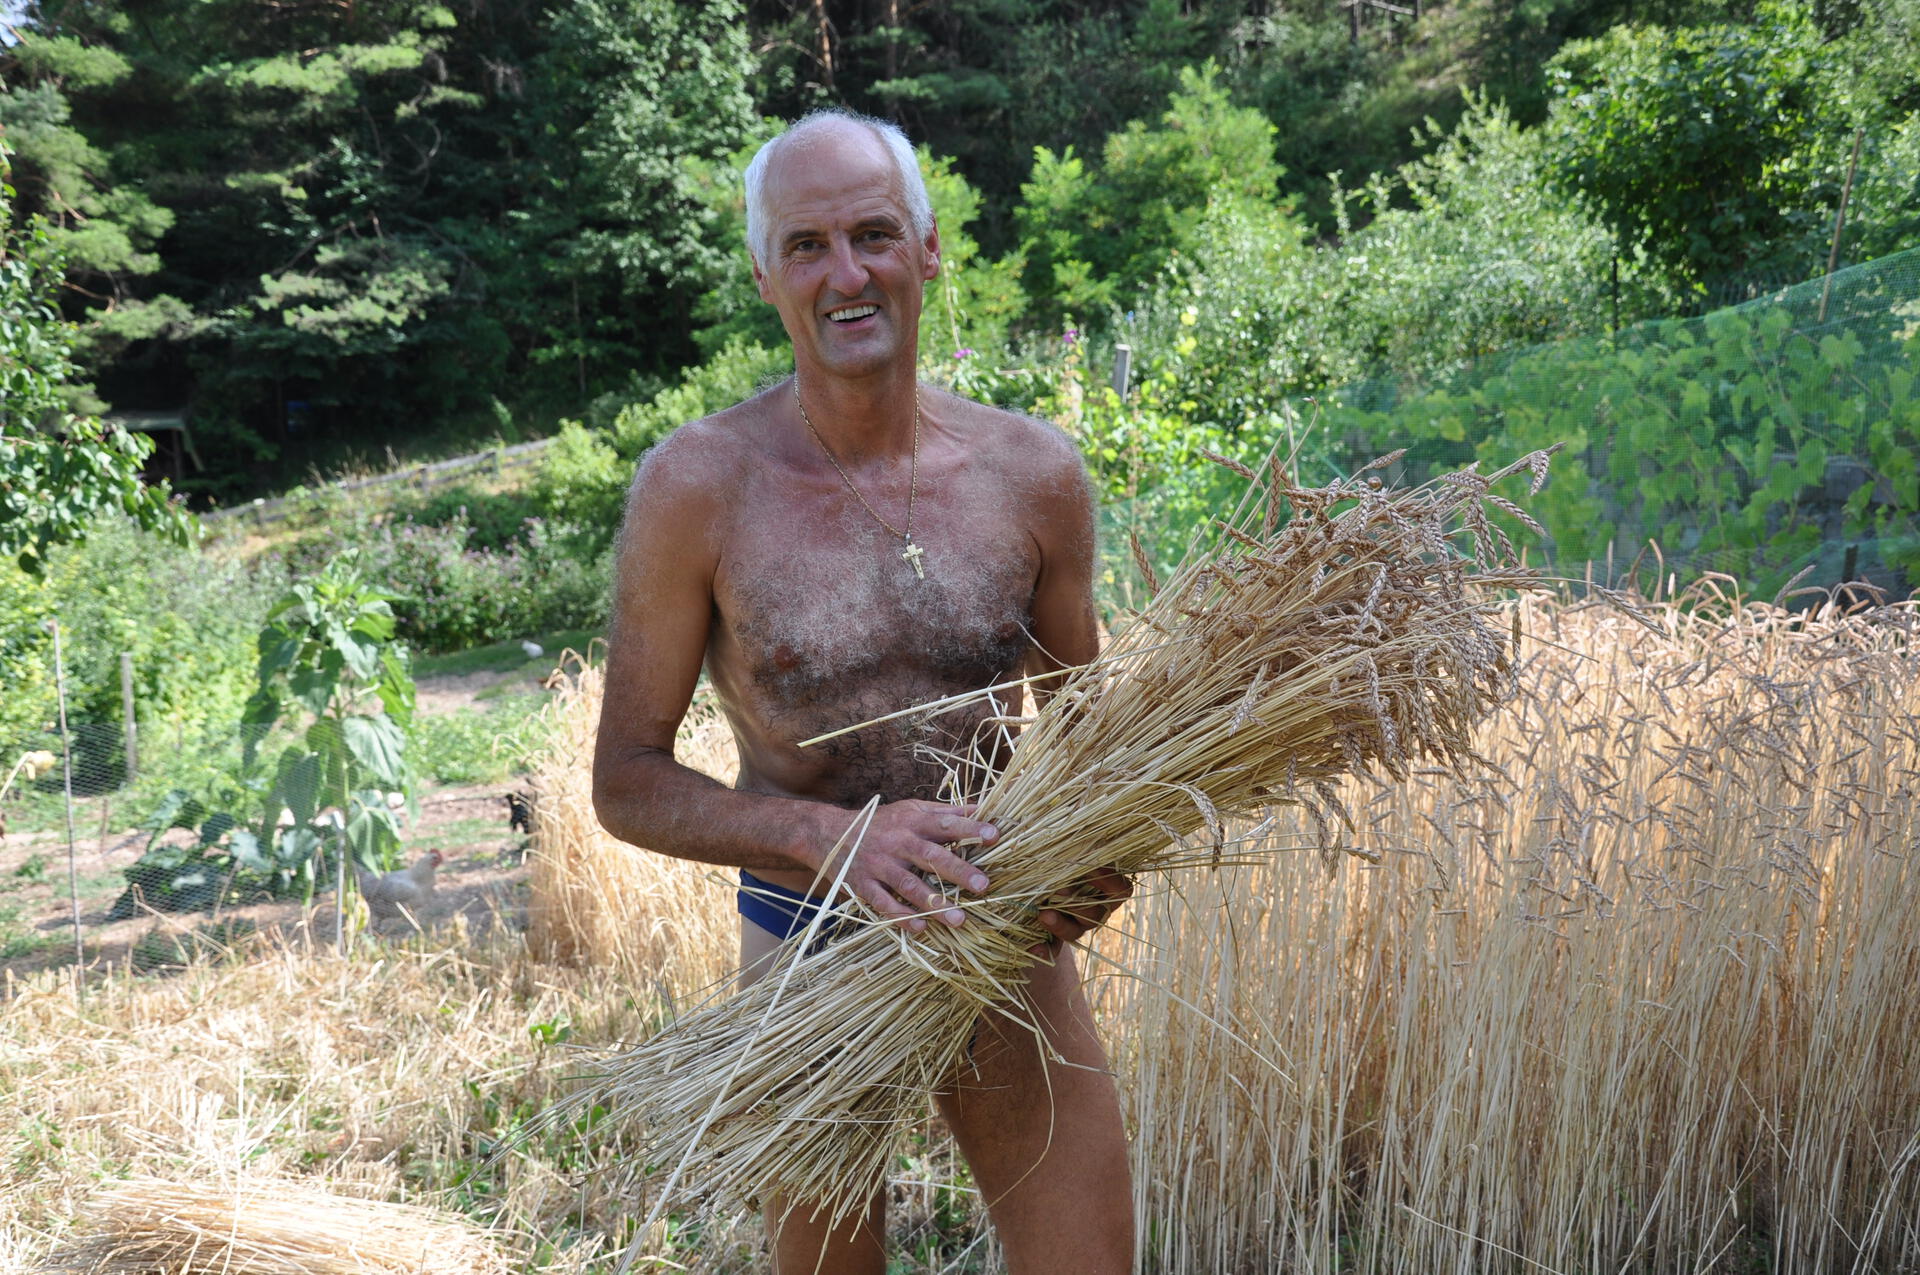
[343,714,407,788]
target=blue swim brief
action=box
[737,869,848,946]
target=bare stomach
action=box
[725,692,1012,898]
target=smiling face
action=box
[751,120,940,382]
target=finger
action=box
[916,843,990,895]
[1035,908,1084,945]
[886,867,961,929]
[1086,866,1133,899]
[857,875,927,932]
[911,803,995,846]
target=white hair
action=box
[743,109,934,270]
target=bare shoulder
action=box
[622,382,785,526]
[933,388,1088,492]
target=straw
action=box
[40,1177,514,1275]
[548,446,1559,1251]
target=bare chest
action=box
[715,501,1038,721]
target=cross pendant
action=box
[901,540,927,580]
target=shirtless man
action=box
[590,110,1134,1273]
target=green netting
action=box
[1297,246,1920,599]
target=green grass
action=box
[413,627,602,679]
[413,697,548,786]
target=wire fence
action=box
[1288,242,1920,599]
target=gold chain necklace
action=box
[793,376,928,580]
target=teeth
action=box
[829,305,878,322]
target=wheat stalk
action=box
[549,446,1559,1254]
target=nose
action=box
[824,235,869,297]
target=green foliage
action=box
[1017,63,1290,324]
[0,519,274,760]
[1118,97,1665,425]
[8,0,758,499]
[115,556,418,915]
[1,145,190,572]
[609,337,790,459]
[1541,9,1826,293]
[530,423,626,536]
[335,514,611,655]
[1312,261,1920,590]
[413,696,543,786]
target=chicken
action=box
[354,849,443,924]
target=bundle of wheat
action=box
[556,447,1557,1244]
[41,1178,513,1275]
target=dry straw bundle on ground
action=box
[40,1178,512,1275]
[554,446,1558,1237]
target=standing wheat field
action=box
[1097,584,1920,1274]
[2,585,1915,1274]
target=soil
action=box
[0,669,545,986]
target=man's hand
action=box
[825,800,997,932]
[1034,866,1133,949]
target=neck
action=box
[792,362,920,463]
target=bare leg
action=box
[740,919,888,1275]
[935,943,1134,1275]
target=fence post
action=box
[120,652,139,780]
[1111,343,1133,400]
[49,621,82,966]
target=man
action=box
[592,109,1133,1273]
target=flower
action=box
[952,347,975,361]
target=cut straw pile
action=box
[40,1178,513,1275]
[553,446,1557,1237]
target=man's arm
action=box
[1019,429,1132,945]
[591,428,997,931]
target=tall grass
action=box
[1101,587,1920,1273]
[526,657,737,996]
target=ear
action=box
[751,253,774,304]
[921,218,941,282]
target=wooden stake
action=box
[1817,128,1865,324]
[51,621,82,967]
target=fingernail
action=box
[980,824,998,841]
[944,908,966,926]
[969,874,989,893]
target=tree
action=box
[9,0,757,500]
[1540,8,1827,296]
[1016,63,1288,325]
[0,141,188,572]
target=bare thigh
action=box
[935,943,1134,1275]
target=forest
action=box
[3,0,1915,508]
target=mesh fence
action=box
[1297,244,1920,598]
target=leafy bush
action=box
[413,696,544,786]
[115,556,416,915]
[393,482,547,553]
[530,422,627,541]
[344,514,610,655]
[1017,62,1290,325]
[1540,10,1827,295]
[0,518,282,752]
[1115,95,1670,425]
[608,336,790,459]
[1313,282,1920,590]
